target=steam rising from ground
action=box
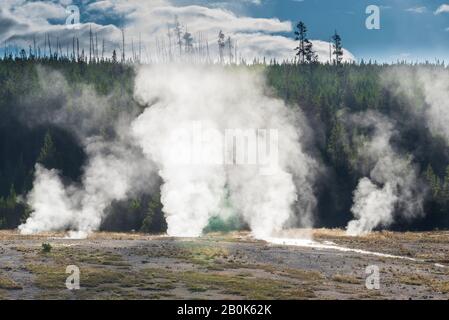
[19,67,156,237]
[19,64,318,239]
[382,67,449,145]
[349,66,449,235]
[20,65,441,239]
[132,65,318,238]
[345,65,449,236]
[346,112,424,236]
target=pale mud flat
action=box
[0,229,448,300]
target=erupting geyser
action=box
[131,64,318,238]
[346,112,424,236]
[19,64,318,239]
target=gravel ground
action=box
[0,230,448,300]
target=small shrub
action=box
[41,243,52,253]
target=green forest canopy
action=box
[1,58,449,232]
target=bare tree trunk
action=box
[121,28,126,63]
[89,26,92,63]
[76,38,80,62]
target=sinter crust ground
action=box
[0,229,448,300]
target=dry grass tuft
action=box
[0,276,22,290]
[332,274,361,285]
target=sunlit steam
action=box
[346,112,424,236]
[132,64,318,238]
[19,64,318,239]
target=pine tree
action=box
[218,30,226,64]
[294,21,315,64]
[6,184,17,209]
[174,16,183,57]
[183,30,193,54]
[37,131,57,169]
[332,30,344,65]
[140,193,166,233]
[442,165,449,203]
[0,216,5,229]
[426,164,440,199]
[327,121,348,167]
[227,36,234,64]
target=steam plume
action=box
[132,64,318,238]
[19,64,318,238]
[346,112,424,236]
[382,66,449,145]
[19,68,156,237]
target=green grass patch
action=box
[41,247,130,267]
[142,267,315,299]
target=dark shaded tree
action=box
[294,21,316,63]
[37,131,57,169]
[332,30,344,65]
[218,30,226,64]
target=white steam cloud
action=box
[19,68,156,238]
[382,67,449,145]
[19,64,318,239]
[20,144,151,237]
[131,64,318,238]
[346,112,424,236]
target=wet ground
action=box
[0,229,448,300]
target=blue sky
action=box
[173,0,449,62]
[246,0,449,62]
[3,0,449,63]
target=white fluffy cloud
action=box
[2,0,355,63]
[435,4,449,15]
[406,7,427,14]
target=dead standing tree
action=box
[218,30,225,64]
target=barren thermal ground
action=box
[0,229,448,300]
